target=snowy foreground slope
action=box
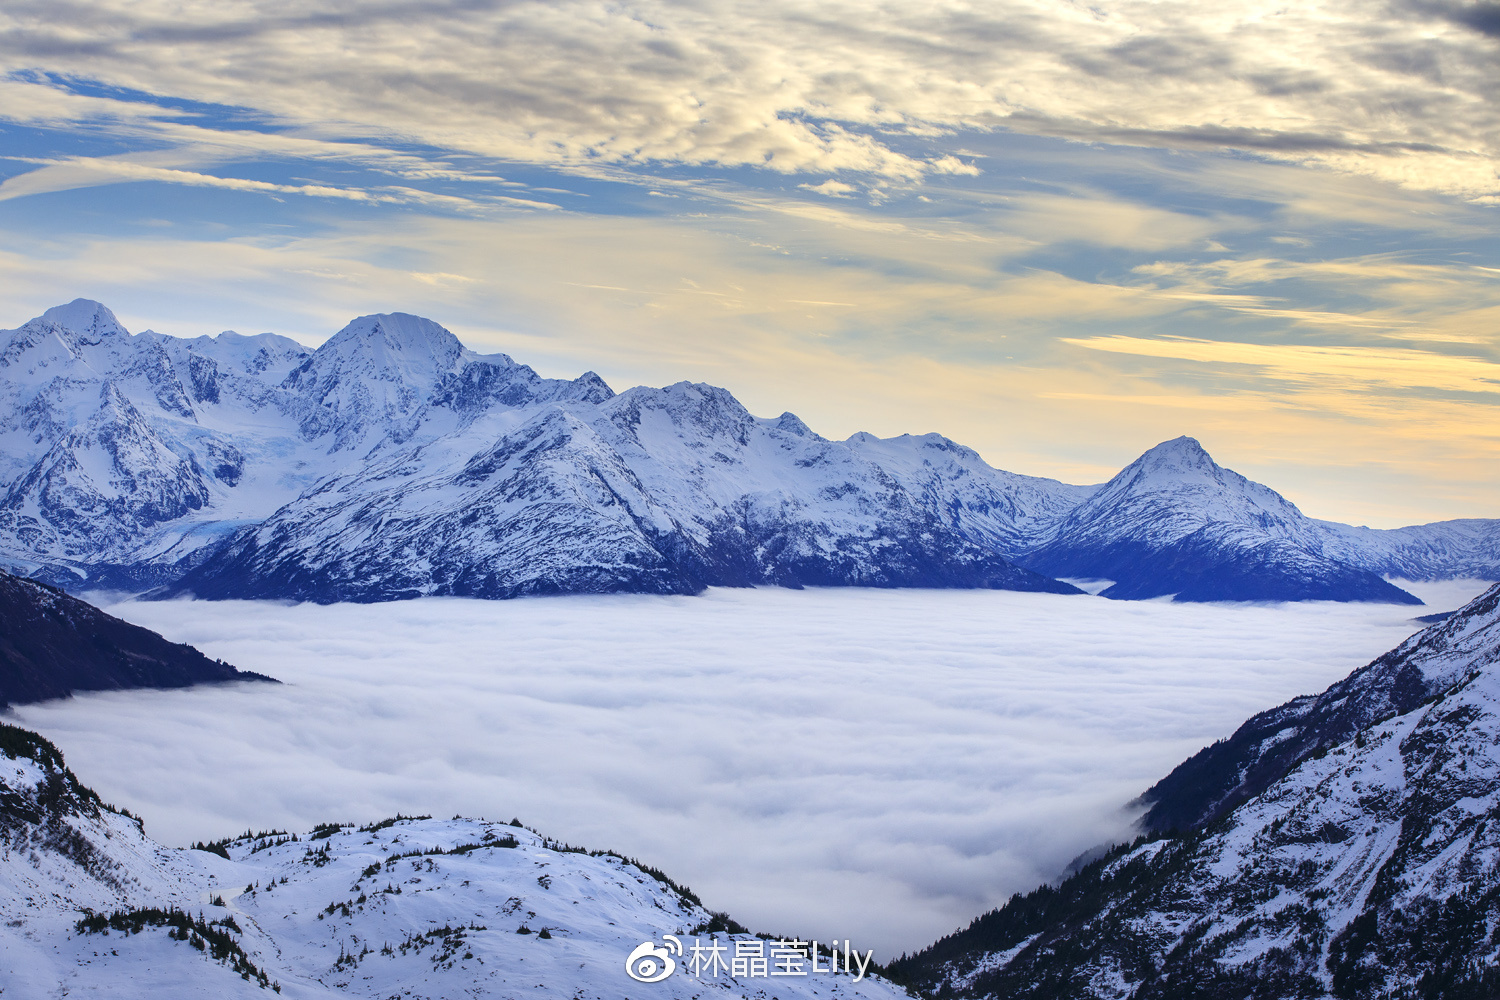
[0,299,1495,603]
[0,724,906,999]
[888,582,1500,999]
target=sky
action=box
[0,0,1497,526]
[15,584,1486,957]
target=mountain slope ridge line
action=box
[888,581,1500,998]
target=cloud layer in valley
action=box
[11,583,1489,956]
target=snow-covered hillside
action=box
[888,582,1500,998]
[1,300,1494,603]
[1136,576,1500,834]
[0,722,907,998]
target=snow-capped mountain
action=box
[0,300,1080,601]
[0,300,317,588]
[888,582,1500,998]
[0,300,1495,604]
[172,379,1077,602]
[0,722,906,999]
[1020,436,1424,604]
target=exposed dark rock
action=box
[0,570,275,706]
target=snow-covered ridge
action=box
[0,722,907,998]
[890,583,1500,998]
[1,300,1494,604]
[1139,581,1500,833]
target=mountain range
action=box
[1,299,1495,604]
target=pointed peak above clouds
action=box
[1093,435,1302,518]
[1107,435,1253,494]
[1024,434,1421,604]
[1128,435,1218,476]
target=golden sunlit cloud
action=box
[2,0,1499,199]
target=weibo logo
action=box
[625,936,683,982]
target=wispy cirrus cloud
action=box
[1065,334,1500,396]
[0,154,561,211]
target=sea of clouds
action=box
[10,580,1490,956]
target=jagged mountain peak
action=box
[613,380,756,438]
[97,379,133,414]
[279,313,469,448]
[2,300,131,369]
[773,410,812,436]
[1073,435,1300,521]
[1104,437,1279,504]
[1082,436,1302,525]
[569,369,615,403]
[1128,434,1218,476]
